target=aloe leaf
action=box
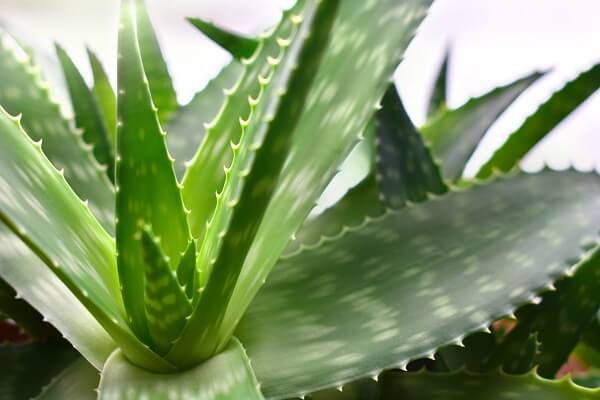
[188,17,259,60]
[375,85,446,208]
[0,278,57,340]
[0,225,115,368]
[420,72,542,181]
[176,239,197,299]
[483,247,600,377]
[476,63,600,179]
[55,44,115,182]
[181,0,305,240]
[87,48,117,146]
[0,108,173,371]
[167,61,242,178]
[116,0,191,343]
[369,369,598,399]
[98,339,264,400]
[34,358,98,400]
[139,226,192,355]
[236,170,600,398]
[0,33,114,232]
[169,0,341,367]
[221,0,435,350]
[426,49,449,118]
[134,0,178,125]
[0,340,79,400]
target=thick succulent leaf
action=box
[223,0,435,350]
[477,63,600,179]
[0,108,172,371]
[169,0,341,367]
[34,358,98,400]
[0,33,114,232]
[0,225,115,368]
[55,44,115,181]
[188,18,259,60]
[116,0,191,343]
[285,175,383,255]
[374,84,446,208]
[133,0,178,124]
[420,72,542,181]
[237,170,600,398]
[139,226,191,355]
[0,277,57,340]
[167,61,242,178]
[177,239,197,299]
[182,0,305,240]
[426,50,449,118]
[0,341,79,400]
[484,247,600,377]
[87,48,117,146]
[98,339,264,400]
[375,369,598,400]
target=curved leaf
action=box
[55,44,115,182]
[98,339,264,400]
[477,63,600,179]
[237,170,600,398]
[188,18,259,60]
[420,72,542,181]
[0,33,114,233]
[88,48,117,146]
[34,358,98,400]
[426,49,449,119]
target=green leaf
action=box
[221,0,435,353]
[168,0,342,367]
[0,107,172,371]
[98,339,264,400]
[476,63,600,179]
[0,340,79,400]
[374,84,446,208]
[483,247,600,377]
[181,1,306,240]
[177,239,197,299]
[188,17,259,60]
[116,0,191,344]
[376,369,599,399]
[166,61,242,179]
[236,170,600,398]
[139,226,192,355]
[426,49,449,118]
[420,72,542,181]
[55,44,115,182]
[0,33,115,233]
[134,0,178,125]
[87,48,117,146]
[34,358,99,400]
[0,225,115,368]
[0,277,57,340]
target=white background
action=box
[1,0,599,174]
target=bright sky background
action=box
[1,0,599,175]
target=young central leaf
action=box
[116,0,190,345]
[139,226,191,355]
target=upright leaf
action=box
[426,49,449,118]
[374,84,446,208]
[167,61,242,178]
[98,340,264,400]
[87,48,117,146]
[134,0,178,124]
[116,0,190,344]
[476,63,600,179]
[236,170,600,398]
[188,17,259,60]
[55,44,115,181]
[420,72,542,181]
[0,33,114,232]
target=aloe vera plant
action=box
[1,0,600,398]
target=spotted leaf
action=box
[237,170,600,398]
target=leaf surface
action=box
[426,49,449,118]
[237,170,600,398]
[88,48,117,146]
[34,358,99,400]
[188,18,259,60]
